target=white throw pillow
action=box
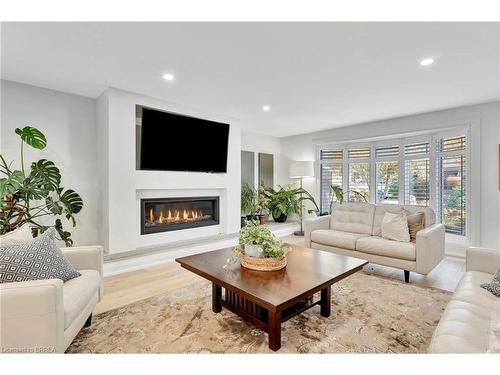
[381,211,410,242]
[487,322,500,353]
[0,225,33,246]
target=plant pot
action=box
[244,244,264,258]
[258,214,266,225]
[272,212,287,223]
[240,216,247,228]
[246,214,259,222]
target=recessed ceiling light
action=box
[420,58,434,67]
[262,105,271,112]
[162,73,175,81]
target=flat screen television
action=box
[138,107,230,173]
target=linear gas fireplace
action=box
[141,196,219,235]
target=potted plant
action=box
[261,184,318,223]
[225,221,290,271]
[0,126,83,246]
[328,185,368,212]
[240,183,258,227]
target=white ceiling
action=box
[2,22,499,137]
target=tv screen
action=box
[138,107,230,173]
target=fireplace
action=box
[141,196,219,235]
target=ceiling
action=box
[2,22,499,137]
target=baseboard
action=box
[103,221,300,276]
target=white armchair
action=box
[0,245,103,353]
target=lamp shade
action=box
[289,161,314,178]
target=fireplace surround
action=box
[141,196,219,235]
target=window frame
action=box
[315,124,476,244]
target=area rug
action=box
[67,272,451,354]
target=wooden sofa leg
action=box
[404,270,410,283]
[84,313,92,328]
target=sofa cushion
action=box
[407,211,426,243]
[356,236,416,261]
[330,203,375,235]
[0,225,33,246]
[480,266,500,297]
[372,204,435,236]
[310,229,370,250]
[0,228,81,283]
[429,271,500,353]
[63,269,101,329]
[381,211,410,242]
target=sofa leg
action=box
[404,270,410,283]
[84,313,92,328]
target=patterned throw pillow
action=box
[481,267,500,297]
[406,211,425,243]
[0,228,81,283]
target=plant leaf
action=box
[58,189,83,225]
[15,126,47,150]
[45,196,63,215]
[54,219,73,247]
[30,159,61,190]
[0,170,24,197]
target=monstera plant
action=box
[0,126,83,246]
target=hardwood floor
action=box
[95,234,465,314]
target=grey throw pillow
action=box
[0,227,81,283]
[481,266,500,297]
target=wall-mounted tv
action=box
[137,106,230,173]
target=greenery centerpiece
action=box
[0,126,83,246]
[225,221,290,271]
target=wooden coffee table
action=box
[176,245,367,351]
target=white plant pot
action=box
[244,244,264,258]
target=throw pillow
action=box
[0,227,81,283]
[381,211,410,242]
[481,266,500,297]
[406,211,425,243]
[0,225,33,246]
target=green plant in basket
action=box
[223,221,289,268]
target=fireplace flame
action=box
[147,207,206,225]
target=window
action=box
[348,147,370,202]
[320,163,343,213]
[376,161,399,204]
[319,149,343,213]
[436,136,466,236]
[318,130,469,237]
[405,159,430,206]
[349,162,370,202]
[375,145,399,204]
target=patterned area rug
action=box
[67,272,450,353]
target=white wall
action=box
[0,80,99,245]
[99,88,241,254]
[279,101,500,250]
[241,130,281,188]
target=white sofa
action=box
[304,202,445,282]
[429,247,500,353]
[0,245,104,353]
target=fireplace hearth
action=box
[141,196,219,235]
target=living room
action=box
[1,1,500,371]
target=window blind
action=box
[320,163,343,213]
[404,158,430,206]
[405,142,430,156]
[375,144,399,158]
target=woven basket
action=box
[240,254,287,271]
